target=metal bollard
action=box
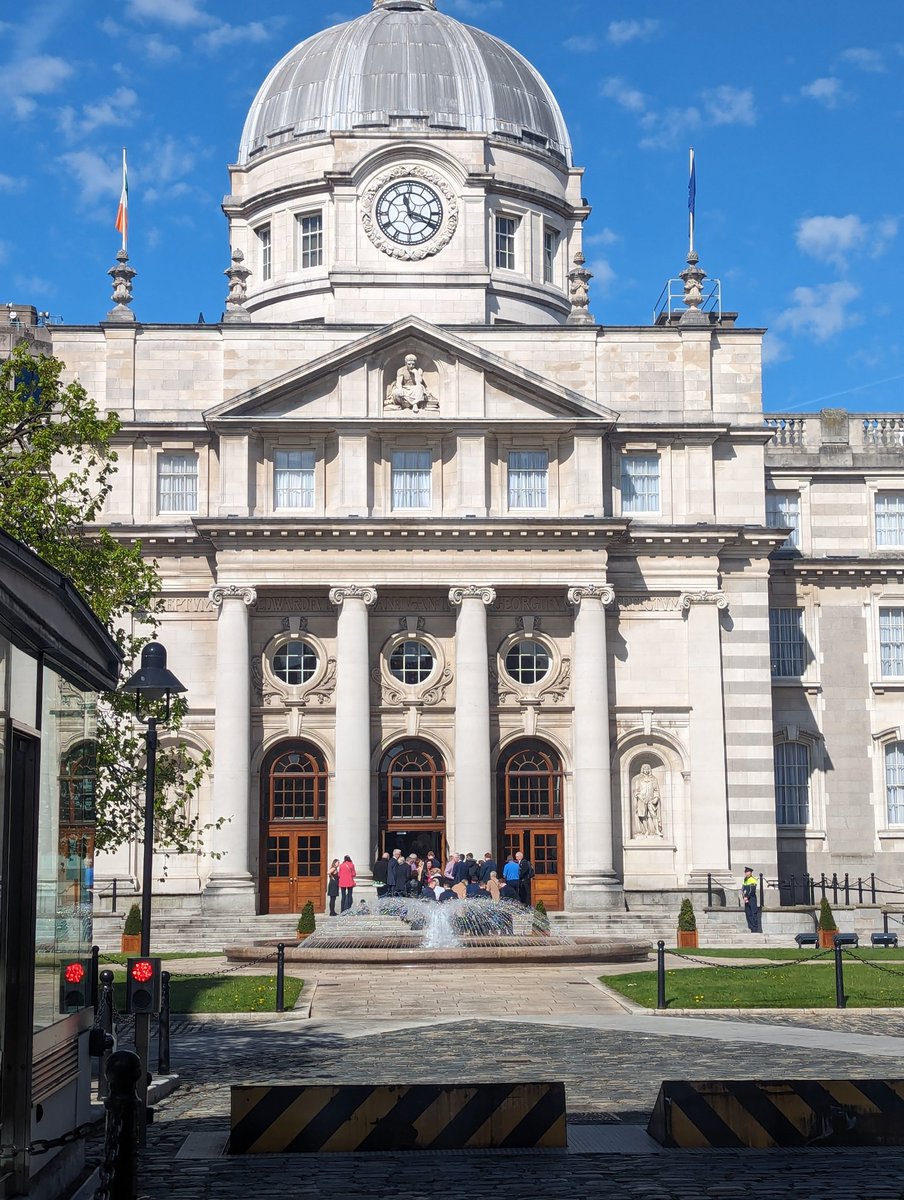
[871,873,877,904]
[706,873,713,907]
[656,940,666,1010]
[103,1050,141,1200]
[833,936,847,1009]
[759,873,765,910]
[157,972,171,1076]
[91,944,100,1010]
[831,873,839,904]
[111,877,118,913]
[98,970,115,1100]
[858,877,864,904]
[844,873,850,905]
[276,943,286,1013]
[884,911,890,935]
[820,874,827,901]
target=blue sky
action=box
[1,0,902,413]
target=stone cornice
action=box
[567,584,615,607]
[329,585,378,607]
[449,585,496,606]
[209,584,257,607]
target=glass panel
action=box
[267,836,290,877]
[299,213,323,269]
[886,743,904,825]
[508,451,548,509]
[769,608,806,677]
[495,216,517,269]
[389,640,435,684]
[876,493,904,547]
[774,742,810,825]
[391,450,431,509]
[766,492,800,549]
[257,224,272,281]
[272,640,318,685]
[274,449,315,509]
[296,835,322,877]
[504,640,551,684]
[157,453,198,514]
[533,833,558,874]
[621,454,660,514]
[880,609,904,677]
[543,228,557,284]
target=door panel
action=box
[263,826,326,913]
[500,825,563,910]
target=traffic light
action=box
[59,959,91,1013]
[125,957,162,1014]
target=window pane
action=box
[774,742,810,825]
[766,493,800,549]
[886,743,904,825]
[272,641,318,685]
[495,216,517,270]
[880,609,904,676]
[257,225,271,281]
[274,448,315,509]
[504,640,551,684]
[389,640,435,684]
[391,450,431,509]
[508,450,548,508]
[621,454,660,514]
[299,213,323,269]
[876,493,904,547]
[157,453,198,513]
[769,608,806,677]
[543,228,557,284]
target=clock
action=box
[375,179,444,247]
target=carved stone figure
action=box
[385,354,438,413]
[632,763,663,837]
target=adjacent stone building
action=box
[5,0,902,919]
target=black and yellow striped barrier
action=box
[648,1079,904,1148]
[230,1082,566,1154]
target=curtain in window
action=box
[158,454,198,513]
[886,743,904,825]
[766,492,800,549]
[275,449,315,509]
[769,608,805,677]
[774,741,810,825]
[508,451,548,508]
[876,494,904,546]
[621,455,660,513]
[391,450,431,508]
[880,608,904,676]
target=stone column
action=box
[329,586,378,885]
[449,586,496,855]
[681,591,732,882]
[567,585,622,909]
[204,584,257,909]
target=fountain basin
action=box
[226,939,650,964]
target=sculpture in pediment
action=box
[384,353,439,415]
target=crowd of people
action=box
[326,850,535,915]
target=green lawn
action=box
[672,946,904,961]
[605,963,904,1009]
[102,950,225,965]
[113,974,303,1013]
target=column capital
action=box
[209,584,257,607]
[329,585,378,608]
[448,585,496,607]
[679,590,729,611]
[567,584,615,608]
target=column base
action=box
[565,871,625,912]
[202,876,257,914]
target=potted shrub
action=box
[121,903,142,954]
[532,899,550,937]
[296,900,316,942]
[677,898,698,948]
[817,897,838,949]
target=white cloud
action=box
[0,173,25,193]
[795,214,898,269]
[607,19,660,46]
[444,0,504,15]
[639,106,701,151]
[563,35,598,54]
[0,55,74,117]
[800,77,850,109]
[600,76,649,113]
[57,150,122,207]
[14,273,56,297]
[762,332,791,365]
[774,281,861,343]
[703,85,757,127]
[144,35,181,62]
[585,257,618,297]
[128,0,209,26]
[586,227,620,246]
[839,46,885,73]
[58,87,140,139]
[197,21,270,52]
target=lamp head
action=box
[120,642,186,705]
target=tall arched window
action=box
[59,741,97,824]
[501,741,563,820]
[774,741,810,826]
[268,745,328,821]
[379,740,445,823]
[886,742,904,825]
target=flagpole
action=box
[688,147,695,257]
[122,148,127,254]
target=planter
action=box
[677,930,698,949]
[121,934,141,954]
[818,929,837,949]
[296,931,312,943]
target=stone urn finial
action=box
[567,252,595,325]
[223,248,252,324]
[679,250,710,327]
[106,248,136,323]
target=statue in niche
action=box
[385,354,438,414]
[631,762,663,837]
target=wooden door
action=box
[264,826,326,914]
[498,740,565,911]
[501,826,563,910]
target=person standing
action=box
[373,851,390,898]
[326,858,340,916]
[742,866,760,933]
[502,854,521,899]
[479,851,498,883]
[338,855,356,912]
[516,850,535,906]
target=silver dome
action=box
[238,0,572,166]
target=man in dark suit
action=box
[373,852,390,898]
[478,852,498,882]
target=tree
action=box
[0,341,216,859]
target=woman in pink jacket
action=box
[337,855,356,912]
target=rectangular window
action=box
[256,224,272,282]
[157,453,198,514]
[298,212,323,269]
[495,216,518,270]
[391,449,432,509]
[274,449,315,510]
[886,743,904,825]
[621,454,660,514]
[543,227,558,284]
[508,450,549,509]
[769,608,806,677]
[880,608,904,676]
[875,493,904,546]
[774,741,810,825]
[766,492,800,549]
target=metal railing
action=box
[653,276,722,325]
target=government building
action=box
[8,0,904,921]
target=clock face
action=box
[375,180,444,246]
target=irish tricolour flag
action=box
[115,148,128,249]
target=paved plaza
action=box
[103,959,904,1200]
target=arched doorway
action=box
[379,739,446,861]
[497,739,565,910]
[59,741,97,908]
[260,741,328,914]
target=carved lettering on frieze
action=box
[615,595,683,613]
[255,597,332,614]
[373,596,449,614]
[494,597,570,613]
[159,596,216,613]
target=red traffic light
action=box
[130,960,154,984]
[64,962,86,984]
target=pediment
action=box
[205,316,618,426]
